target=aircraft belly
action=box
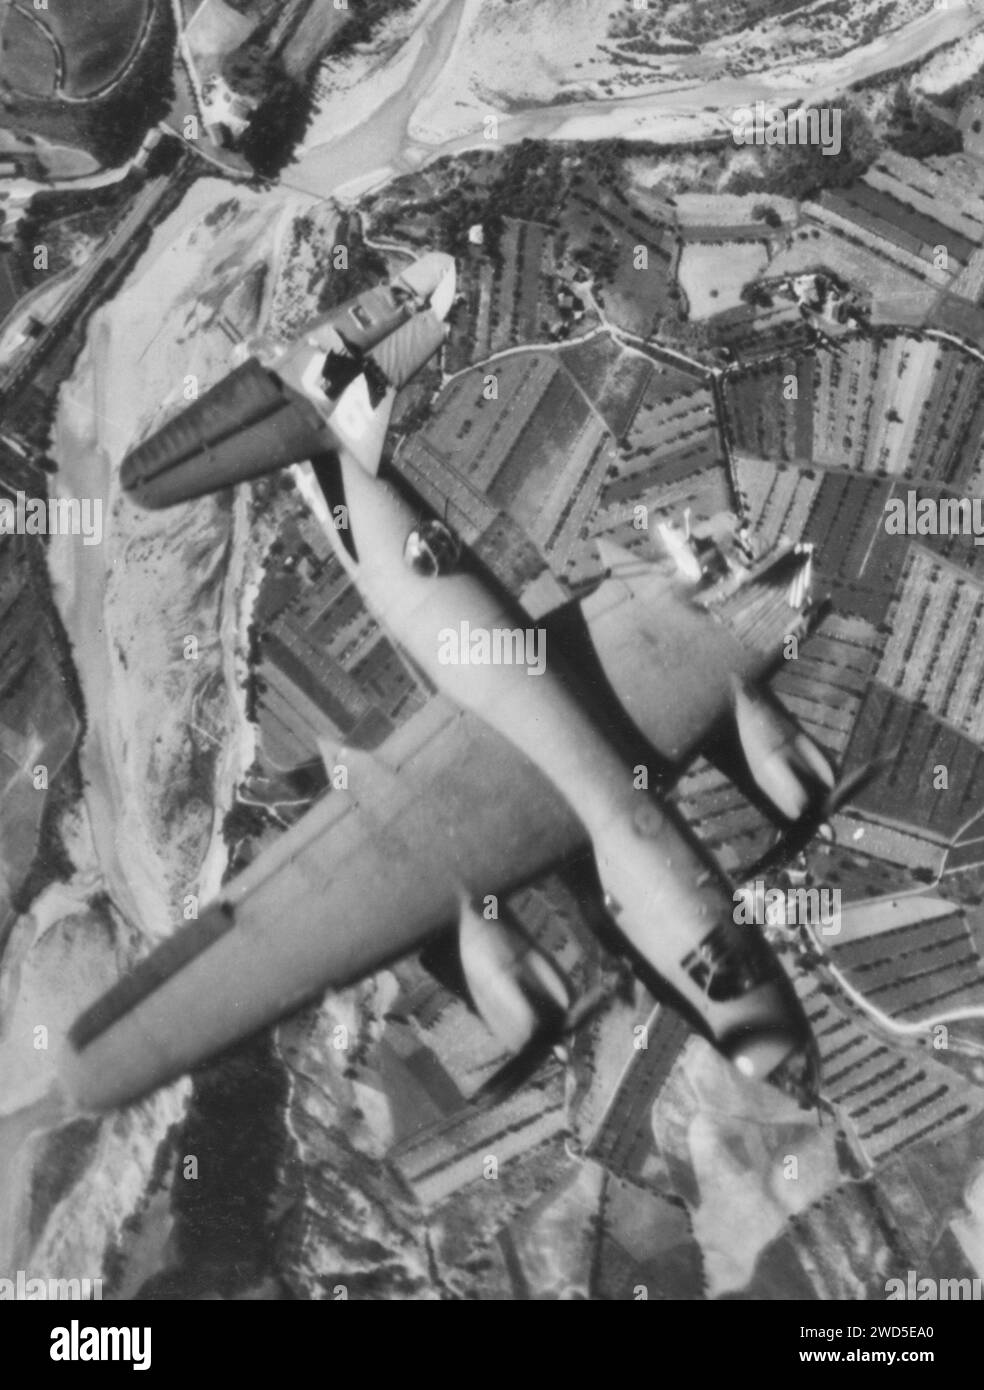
[343,461,637,833]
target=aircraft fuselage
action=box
[323,454,814,1095]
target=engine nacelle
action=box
[458,899,570,1056]
[732,675,834,821]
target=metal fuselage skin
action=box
[328,453,810,1085]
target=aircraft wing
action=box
[368,307,447,392]
[567,538,837,827]
[119,357,334,508]
[574,540,815,765]
[61,696,585,1112]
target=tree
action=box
[240,71,313,180]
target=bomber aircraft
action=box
[61,251,859,1116]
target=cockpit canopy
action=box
[403,519,461,577]
[682,920,775,1003]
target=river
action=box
[291,0,981,201]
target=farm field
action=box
[726,355,815,464]
[0,6,58,96]
[768,224,926,304]
[566,172,677,337]
[400,320,734,590]
[821,182,975,270]
[185,0,255,65]
[832,911,984,1022]
[770,612,882,761]
[797,974,982,1166]
[600,368,720,509]
[559,335,653,439]
[426,353,558,494]
[2,0,153,100]
[677,241,770,319]
[727,329,984,509]
[733,456,822,557]
[803,472,901,625]
[845,684,984,847]
[731,334,984,487]
[877,548,984,745]
[445,217,571,373]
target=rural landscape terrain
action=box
[3,0,984,1303]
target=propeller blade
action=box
[469,978,621,1108]
[470,1035,559,1108]
[738,749,895,880]
[822,755,887,817]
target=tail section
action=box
[120,252,456,509]
[119,359,329,509]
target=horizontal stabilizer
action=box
[395,252,456,317]
[120,358,330,508]
[368,310,447,393]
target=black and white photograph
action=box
[1,0,984,1335]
